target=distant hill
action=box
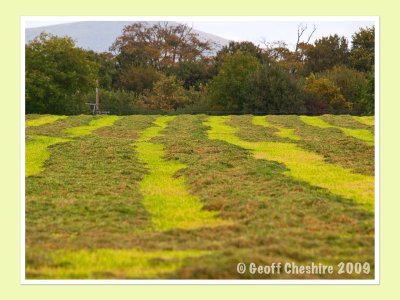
[25,21,231,53]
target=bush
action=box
[303,74,352,115]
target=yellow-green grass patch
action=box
[252,116,301,141]
[26,248,208,279]
[353,116,375,126]
[26,115,68,127]
[135,116,230,231]
[26,135,70,177]
[64,115,123,137]
[300,116,374,146]
[205,116,374,210]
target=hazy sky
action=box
[25,18,375,49]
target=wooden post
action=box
[95,80,99,114]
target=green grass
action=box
[300,116,374,146]
[26,115,68,127]
[26,248,208,279]
[135,116,230,231]
[353,116,375,126]
[205,116,374,209]
[26,114,375,279]
[252,116,301,141]
[26,135,70,176]
[261,115,374,176]
[64,116,123,137]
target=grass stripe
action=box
[26,135,70,177]
[353,116,375,126]
[64,115,123,137]
[26,248,208,279]
[300,116,374,146]
[252,116,301,141]
[26,115,67,127]
[135,116,230,231]
[26,116,123,177]
[205,116,374,210]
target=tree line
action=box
[25,22,375,115]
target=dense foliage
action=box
[25,24,375,115]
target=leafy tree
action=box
[209,51,304,114]
[350,26,375,73]
[139,75,189,110]
[118,65,161,93]
[303,74,352,115]
[85,51,118,90]
[215,41,266,67]
[246,63,305,114]
[26,33,99,114]
[167,60,215,89]
[359,68,375,115]
[208,51,262,112]
[304,34,349,74]
[319,65,368,114]
[111,22,211,70]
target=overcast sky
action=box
[25,18,375,49]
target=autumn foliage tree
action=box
[139,75,189,110]
[303,74,352,115]
[110,22,212,93]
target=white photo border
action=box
[20,15,380,285]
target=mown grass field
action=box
[25,114,375,279]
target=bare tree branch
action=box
[306,24,317,44]
[295,23,307,53]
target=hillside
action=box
[25,21,231,53]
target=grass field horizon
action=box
[25,113,375,279]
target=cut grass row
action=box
[26,115,68,127]
[300,116,374,146]
[205,116,374,210]
[262,115,374,176]
[27,248,208,279]
[26,115,123,177]
[135,115,230,231]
